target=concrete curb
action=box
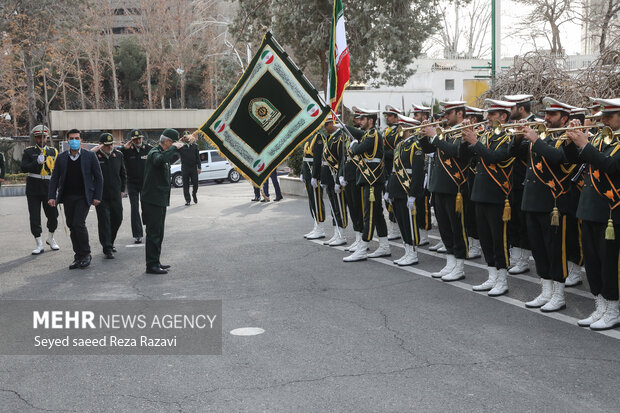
[0,184,26,197]
[279,176,307,197]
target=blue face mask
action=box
[69,139,81,150]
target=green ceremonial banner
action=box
[199,32,330,187]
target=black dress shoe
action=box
[251,196,260,202]
[260,197,270,202]
[79,255,92,268]
[134,237,142,244]
[274,196,283,202]
[159,264,171,269]
[193,194,198,204]
[69,260,80,270]
[105,252,115,259]
[146,266,168,274]
[185,202,191,206]
[112,246,117,252]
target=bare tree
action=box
[515,0,575,56]
[580,0,620,53]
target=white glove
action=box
[37,154,45,164]
[320,183,327,189]
[339,176,347,187]
[311,178,318,188]
[349,139,358,149]
[407,196,416,210]
[384,192,390,202]
[334,184,341,194]
[299,175,304,182]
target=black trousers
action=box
[96,197,123,254]
[465,197,478,240]
[393,198,419,246]
[566,215,583,266]
[581,220,620,300]
[343,181,363,232]
[434,192,469,259]
[303,177,325,223]
[361,184,387,242]
[142,201,167,268]
[475,202,509,269]
[526,211,568,283]
[325,184,347,228]
[127,181,143,238]
[63,195,91,260]
[26,179,58,237]
[509,188,530,250]
[182,169,198,203]
[416,192,432,231]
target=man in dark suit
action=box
[48,129,103,269]
[178,131,201,206]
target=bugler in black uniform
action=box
[411,104,433,245]
[302,132,326,240]
[382,105,404,241]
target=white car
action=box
[171,150,241,187]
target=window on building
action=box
[445,79,455,90]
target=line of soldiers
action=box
[301,96,620,331]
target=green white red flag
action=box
[326,0,350,111]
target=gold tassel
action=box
[369,188,375,202]
[606,218,615,240]
[502,198,511,222]
[550,207,560,226]
[455,191,463,214]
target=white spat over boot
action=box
[541,281,566,312]
[387,221,401,240]
[343,241,368,262]
[442,258,465,282]
[32,237,44,255]
[525,279,553,308]
[431,255,456,278]
[304,221,318,238]
[488,269,509,297]
[578,295,607,327]
[590,300,620,330]
[418,230,429,246]
[329,228,347,246]
[368,237,391,258]
[393,243,408,265]
[397,244,418,266]
[306,222,326,240]
[46,232,59,250]
[472,267,497,292]
[565,262,583,287]
[346,232,361,251]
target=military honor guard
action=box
[141,128,185,274]
[516,98,576,311]
[504,94,537,274]
[21,125,60,254]
[382,105,404,241]
[317,115,348,246]
[566,97,620,329]
[385,115,426,265]
[462,99,516,296]
[343,108,391,261]
[420,101,474,281]
[118,129,152,244]
[302,131,327,240]
[410,104,433,246]
[463,106,486,259]
[92,133,127,259]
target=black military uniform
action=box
[338,127,364,239]
[141,128,181,273]
[302,133,326,229]
[313,128,347,235]
[95,133,127,258]
[347,124,387,243]
[21,139,59,239]
[387,131,425,247]
[118,129,152,242]
[382,116,403,235]
[178,138,201,205]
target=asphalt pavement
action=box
[0,181,619,412]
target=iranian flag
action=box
[326,0,350,111]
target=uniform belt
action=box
[364,158,381,163]
[405,168,412,174]
[322,161,330,166]
[303,157,314,162]
[28,173,51,180]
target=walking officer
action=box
[118,129,152,244]
[179,130,201,206]
[21,125,59,254]
[92,133,126,259]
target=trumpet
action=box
[492,120,544,135]
[435,121,487,140]
[401,119,446,132]
[541,124,604,141]
[601,126,620,145]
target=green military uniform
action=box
[95,134,127,256]
[141,129,180,270]
[348,125,387,242]
[387,133,425,246]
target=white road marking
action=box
[125,244,145,248]
[230,327,265,336]
[311,240,620,341]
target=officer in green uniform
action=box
[21,125,60,254]
[517,97,575,312]
[566,97,620,330]
[411,104,433,245]
[420,101,473,282]
[504,94,538,274]
[302,131,326,239]
[385,115,426,266]
[315,114,347,246]
[92,133,127,259]
[118,129,152,244]
[343,109,390,261]
[462,99,516,296]
[382,105,404,241]
[141,128,185,274]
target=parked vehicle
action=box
[171,150,241,187]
